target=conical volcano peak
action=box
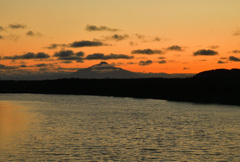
[99,61,109,65]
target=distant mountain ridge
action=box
[70,61,194,79]
[70,61,140,79]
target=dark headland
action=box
[1,67,240,106]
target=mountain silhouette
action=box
[70,61,140,78]
[70,61,194,79]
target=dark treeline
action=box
[1,77,240,106]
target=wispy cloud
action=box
[158,60,167,64]
[9,23,26,29]
[132,49,163,55]
[166,45,183,51]
[208,45,219,49]
[103,34,129,41]
[85,53,134,60]
[86,25,119,32]
[218,60,227,64]
[232,50,240,53]
[139,60,152,66]
[26,31,42,37]
[70,40,105,48]
[233,30,240,36]
[3,52,50,60]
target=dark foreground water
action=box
[0,94,239,161]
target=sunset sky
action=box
[1,0,240,74]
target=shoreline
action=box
[1,78,240,106]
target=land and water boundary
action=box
[1,77,240,106]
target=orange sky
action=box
[0,0,240,74]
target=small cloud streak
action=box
[86,25,119,32]
[70,40,105,48]
[193,49,218,56]
[232,50,240,53]
[3,52,50,60]
[229,56,240,61]
[158,60,167,64]
[139,60,152,66]
[103,34,129,41]
[131,49,163,55]
[85,53,134,60]
[45,44,66,49]
[209,45,219,49]
[9,24,26,29]
[26,31,42,37]
[167,45,183,51]
[218,60,227,64]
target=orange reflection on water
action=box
[0,102,31,138]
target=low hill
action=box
[193,69,240,79]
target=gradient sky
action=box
[1,0,240,74]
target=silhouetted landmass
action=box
[194,68,240,79]
[1,68,240,106]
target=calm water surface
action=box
[0,94,239,161]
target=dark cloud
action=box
[0,35,3,39]
[86,25,119,32]
[54,50,84,61]
[193,49,218,56]
[104,34,129,41]
[26,31,42,37]
[0,26,4,31]
[209,45,219,49]
[229,56,240,61]
[3,52,50,60]
[183,67,189,70]
[232,50,240,53]
[167,45,183,51]
[158,60,167,64]
[218,60,227,64]
[9,24,26,29]
[46,40,106,49]
[131,48,163,55]
[139,60,152,66]
[85,53,134,60]
[20,64,27,67]
[70,40,104,48]
[0,64,18,70]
